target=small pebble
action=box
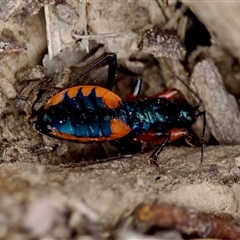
[230,166,240,177]
[234,156,240,167]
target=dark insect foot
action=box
[148,157,162,173]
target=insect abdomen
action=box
[36,86,131,142]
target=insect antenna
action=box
[195,110,206,164]
[162,60,206,163]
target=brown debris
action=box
[133,203,240,239]
[139,28,186,60]
[0,34,26,53]
[0,0,55,22]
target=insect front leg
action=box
[134,130,170,168]
[135,128,199,169]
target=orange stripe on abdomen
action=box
[44,86,122,110]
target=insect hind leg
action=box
[60,154,133,168]
[67,53,118,90]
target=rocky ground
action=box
[0,0,240,239]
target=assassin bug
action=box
[35,53,205,167]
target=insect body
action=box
[36,53,204,165]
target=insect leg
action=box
[106,53,118,90]
[60,154,133,168]
[135,128,200,169]
[150,135,170,164]
[67,53,118,90]
[148,89,187,104]
[117,65,142,102]
[135,128,189,144]
[127,76,142,102]
[195,111,206,164]
[133,130,170,169]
